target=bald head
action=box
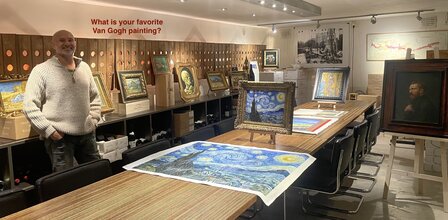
[51,30,76,58]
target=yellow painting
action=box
[312,67,350,103]
[0,80,27,113]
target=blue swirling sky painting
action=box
[126,141,315,206]
[244,90,285,125]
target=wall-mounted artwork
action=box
[297,23,349,67]
[367,30,448,61]
[117,70,148,103]
[93,74,114,114]
[175,63,200,102]
[235,81,295,134]
[0,80,26,113]
[229,71,246,91]
[263,49,279,68]
[151,55,171,74]
[206,72,228,91]
[381,59,448,138]
[312,67,350,103]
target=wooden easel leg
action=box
[414,139,424,195]
[383,135,397,199]
[250,132,254,142]
[440,142,448,212]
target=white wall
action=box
[271,11,448,93]
[0,0,269,44]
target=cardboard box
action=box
[357,95,381,108]
[173,111,194,137]
[0,115,38,140]
[118,99,150,116]
[155,74,175,107]
[97,135,128,154]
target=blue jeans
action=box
[44,132,100,172]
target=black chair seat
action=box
[0,189,28,217]
[181,126,216,144]
[294,159,337,193]
[122,139,171,164]
[36,159,112,202]
[214,117,235,135]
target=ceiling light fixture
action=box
[370,15,376,24]
[272,24,277,33]
[179,0,186,3]
[241,0,321,17]
[252,13,256,17]
[221,8,227,11]
[257,9,434,26]
[416,11,423,21]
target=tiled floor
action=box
[245,133,448,220]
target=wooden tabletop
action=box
[5,100,373,219]
[4,171,256,220]
[209,100,375,154]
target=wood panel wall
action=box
[1,34,265,93]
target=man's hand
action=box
[404,104,414,112]
[50,131,64,141]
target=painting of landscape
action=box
[0,80,26,113]
[244,90,285,125]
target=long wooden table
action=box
[4,100,374,219]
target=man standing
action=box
[403,81,437,123]
[23,30,101,172]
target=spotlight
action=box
[370,15,377,24]
[272,24,277,33]
[316,20,321,29]
[416,11,422,21]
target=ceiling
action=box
[71,0,448,26]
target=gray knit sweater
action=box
[23,56,101,138]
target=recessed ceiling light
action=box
[292,10,296,13]
[283,6,287,11]
[272,4,276,8]
[252,13,256,17]
[179,0,187,3]
[221,8,227,11]
[259,0,265,5]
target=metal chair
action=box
[362,108,384,164]
[0,188,28,217]
[35,159,112,202]
[122,139,171,164]
[293,129,364,218]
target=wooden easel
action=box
[249,130,276,144]
[317,101,337,110]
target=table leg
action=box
[440,142,448,212]
[383,135,397,199]
[414,139,424,195]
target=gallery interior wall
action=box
[270,11,448,93]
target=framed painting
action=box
[151,55,171,74]
[93,74,114,114]
[0,79,27,114]
[381,59,448,138]
[296,22,349,67]
[175,63,200,102]
[263,49,279,68]
[235,81,295,134]
[312,67,350,103]
[117,70,148,103]
[229,71,246,91]
[206,71,228,91]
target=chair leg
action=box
[352,162,380,177]
[305,190,364,214]
[341,174,376,193]
[239,197,263,219]
[300,191,346,220]
[362,152,384,164]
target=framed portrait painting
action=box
[93,74,114,114]
[381,59,448,138]
[312,67,350,103]
[151,55,171,74]
[0,79,27,114]
[263,49,279,68]
[235,81,295,134]
[229,71,246,91]
[175,63,200,102]
[206,72,228,91]
[117,70,148,103]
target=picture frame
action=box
[381,59,448,138]
[93,74,114,114]
[206,71,228,91]
[229,71,246,91]
[117,70,148,103]
[0,79,27,114]
[175,63,200,102]
[151,55,171,74]
[312,67,350,103]
[263,49,279,68]
[235,81,295,134]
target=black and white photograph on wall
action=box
[296,23,349,67]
